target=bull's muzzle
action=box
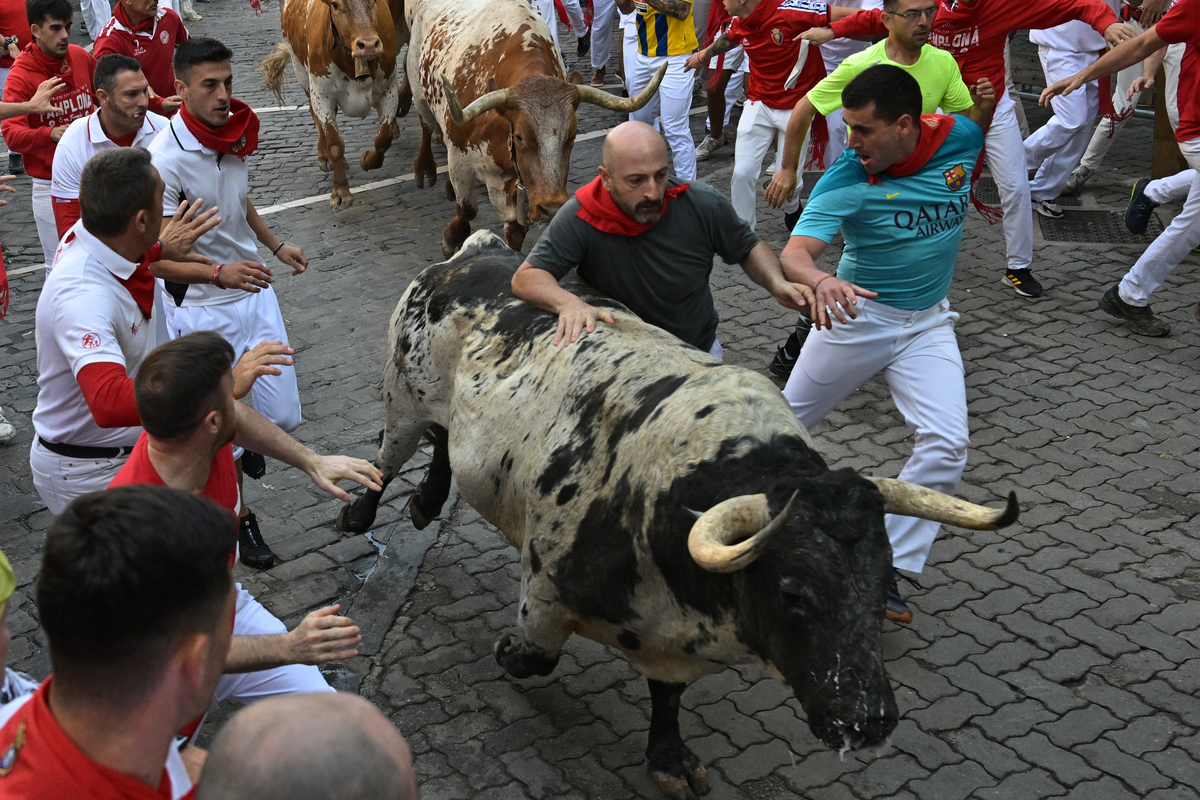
[352,37,380,79]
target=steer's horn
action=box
[576,63,668,113]
[868,477,1019,531]
[688,491,798,573]
[441,74,510,126]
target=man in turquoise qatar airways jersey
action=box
[778,64,990,625]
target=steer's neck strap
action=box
[328,5,343,52]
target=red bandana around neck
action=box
[25,42,70,77]
[574,175,690,236]
[113,2,156,33]
[180,98,260,159]
[867,114,956,185]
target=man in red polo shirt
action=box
[1,0,95,265]
[94,0,187,116]
[0,486,236,799]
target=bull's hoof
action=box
[361,149,385,171]
[317,156,331,173]
[440,232,459,259]
[408,496,437,530]
[336,498,377,533]
[494,633,559,679]
[414,157,438,189]
[329,189,354,210]
[649,746,709,800]
[398,89,412,118]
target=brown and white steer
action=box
[260,0,408,208]
[406,0,666,257]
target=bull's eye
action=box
[514,133,524,143]
[780,577,819,615]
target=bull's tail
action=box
[258,42,292,105]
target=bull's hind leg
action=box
[441,159,479,257]
[647,680,710,800]
[409,423,451,529]
[495,542,573,679]
[361,86,400,171]
[414,119,438,188]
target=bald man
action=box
[512,121,814,356]
[197,693,418,800]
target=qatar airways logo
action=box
[893,194,970,238]
[928,26,980,51]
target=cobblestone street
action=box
[3,2,1200,798]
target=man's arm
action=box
[1016,0,1132,47]
[765,97,819,208]
[224,605,361,673]
[684,31,737,71]
[778,235,877,330]
[963,77,997,128]
[0,78,59,153]
[0,77,63,121]
[645,0,691,22]
[246,199,307,275]
[1128,44,1168,98]
[512,262,615,346]
[231,401,383,501]
[738,241,816,313]
[1040,26,1167,104]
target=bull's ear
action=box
[487,77,501,92]
[567,70,584,85]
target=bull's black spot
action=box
[602,374,689,481]
[556,484,578,505]
[528,541,542,574]
[695,405,715,419]
[521,602,530,617]
[535,377,614,496]
[618,629,641,650]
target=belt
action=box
[38,437,134,459]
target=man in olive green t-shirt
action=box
[766,0,994,208]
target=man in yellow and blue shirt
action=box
[619,0,699,179]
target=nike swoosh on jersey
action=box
[887,193,900,199]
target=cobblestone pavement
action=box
[3,3,1200,798]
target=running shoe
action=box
[1125,178,1159,235]
[695,134,727,161]
[1099,284,1169,337]
[1062,165,1092,195]
[1033,199,1063,219]
[238,512,277,569]
[1002,268,1043,298]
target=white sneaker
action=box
[0,408,16,445]
[1034,199,1063,219]
[1063,166,1093,196]
[695,134,727,161]
[181,0,202,20]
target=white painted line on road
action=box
[255,105,303,113]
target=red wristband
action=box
[211,264,226,289]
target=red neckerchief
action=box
[867,114,956,185]
[64,231,157,318]
[112,2,155,33]
[179,98,260,159]
[574,175,690,236]
[24,42,71,77]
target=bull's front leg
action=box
[504,222,528,252]
[440,156,479,257]
[485,176,528,252]
[361,80,400,171]
[495,544,573,679]
[414,118,438,188]
[309,78,353,208]
[646,680,710,800]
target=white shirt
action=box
[819,0,884,70]
[31,222,153,447]
[1028,0,1119,52]
[50,110,169,200]
[148,113,259,307]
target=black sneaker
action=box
[1125,178,1159,235]
[1098,284,1169,337]
[768,314,813,379]
[238,511,277,569]
[8,154,23,175]
[886,572,912,624]
[784,205,802,233]
[576,29,591,58]
[241,450,267,479]
[1002,268,1043,298]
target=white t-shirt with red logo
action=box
[32,223,153,447]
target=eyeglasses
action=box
[890,7,938,21]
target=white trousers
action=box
[533,0,585,49]
[30,437,130,516]
[161,286,302,434]
[620,15,638,87]
[31,179,58,267]
[783,299,968,573]
[591,0,618,71]
[629,53,698,181]
[1080,38,1184,172]
[987,91,1034,272]
[1025,47,1099,202]
[80,0,112,38]
[212,585,333,707]
[732,101,804,230]
[1118,138,1200,307]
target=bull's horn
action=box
[576,63,668,113]
[440,74,510,126]
[688,491,798,574]
[868,477,1019,531]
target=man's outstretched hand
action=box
[159,198,221,263]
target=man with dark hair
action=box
[149,37,311,568]
[93,0,188,117]
[110,330,381,709]
[51,54,169,239]
[0,486,236,798]
[198,693,419,800]
[779,65,988,624]
[0,0,95,265]
[30,146,216,515]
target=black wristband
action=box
[271,241,286,256]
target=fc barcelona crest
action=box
[771,28,783,45]
[943,163,967,191]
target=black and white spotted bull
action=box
[338,231,1019,799]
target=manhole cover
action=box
[976,176,1082,206]
[1039,209,1165,243]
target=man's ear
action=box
[174,631,211,691]
[203,408,221,435]
[598,164,612,191]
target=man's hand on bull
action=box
[285,604,362,664]
[302,454,384,502]
[811,275,878,330]
[217,261,274,293]
[159,198,221,263]
[796,27,835,46]
[275,243,308,275]
[232,340,294,399]
[556,298,616,347]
